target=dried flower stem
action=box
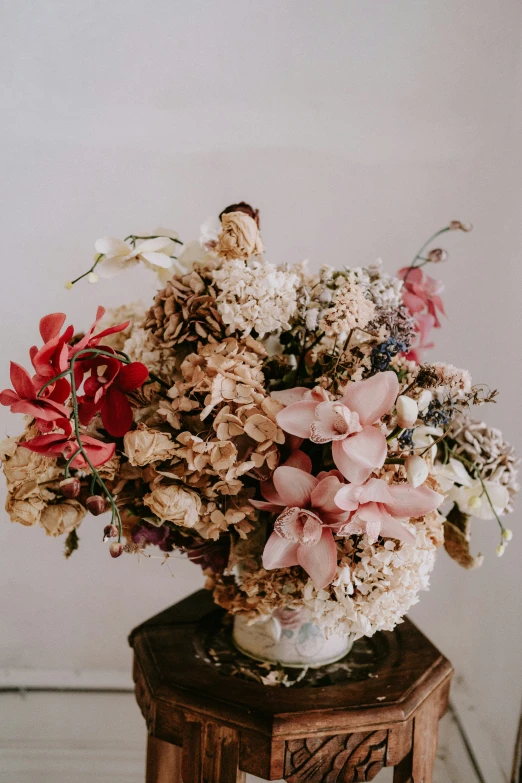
[403,226,451,284]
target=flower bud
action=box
[427,248,448,263]
[449,220,473,232]
[87,272,99,284]
[417,389,433,412]
[396,395,418,428]
[60,477,81,499]
[86,495,106,516]
[405,455,429,487]
[502,528,513,542]
[109,542,124,558]
[64,281,73,290]
[103,524,118,541]
[496,543,506,557]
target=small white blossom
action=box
[213,258,299,337]
[95,235,181,282]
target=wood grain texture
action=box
[0,691,482,783]
[284,731,388,781]
[130,590,453,782]
[146,735,182,783]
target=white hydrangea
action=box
[303,518,440,639]
[212,258,299,337]
[350,259,404,310]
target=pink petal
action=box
[297,528,338,589]
[79,437,116,468]
[351,502,385,541]
[334,483,365,512]
[342,371,399,426]
[379,508,416,543]
[300,515,323,546]
[262,532,300,569]
[260,479,284,505]
[273,466,318,507]
[271,387,309,405]
[10,362,35,400]
[311,475,346,515]
[384,484,444,518]
[358,478,394,505]
[332,427,387,484]
[274,508,303,542]
[276,400,318,439]
[283,449,312,473]
[39,313,66,343]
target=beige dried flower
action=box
[5,482,52,527]
[143,482,201,527]
[40,500,86,537]
[2,439,60,486]
[124,424,177,466]
[215,212,264,261]
[319,278,376,337]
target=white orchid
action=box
[412,424,442,463]
[95,234,182,283]
[434,457,510,520]
[449,479,509,520]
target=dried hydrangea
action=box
[213,566,308,621]
[123,326,178,386]
[212,258,299,337]
[428,362,472,398]
[303,514,442,639]
[319,278,376,337]
[96,302,147,352]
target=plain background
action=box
[1,1,521,778]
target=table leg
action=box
[182,720,246,783]
[146,734,182,783]
[393,694,440,783]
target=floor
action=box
[0,691,482,782]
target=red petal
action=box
[21,433,68,455]
[78,399,101,426]
[102,386,133,436]
[0,389,19,406]
[47,376,71,404]
[116,362,149,392]
[10,362,36,400]
[39,313,66,343]
[81,436,116,467]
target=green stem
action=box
[69,254,104,286]
[403,226,451,285]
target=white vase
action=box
[232,606,352,668]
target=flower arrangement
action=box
[1,203,518,655]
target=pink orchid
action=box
[0,361,70,427]
[334,478,444,544]
[398,267,445,328]
[252,462,348,589]
[275,372,399,484]
[406,312,436,364]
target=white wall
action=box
[1,1,521,777]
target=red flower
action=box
[78,355,149,437]
[21,419,115,469]
[0,361,70,428]
[69,306,130,360]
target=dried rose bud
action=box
[86,495,106,516]
[449,220,473,232]
[427,248,448,263]
[219,201,260,227]
[103,524,118,542]
[109,542,124,558]
[59,477,81,499]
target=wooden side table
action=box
[129,590,452,782]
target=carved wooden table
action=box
[129,590,452,782]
